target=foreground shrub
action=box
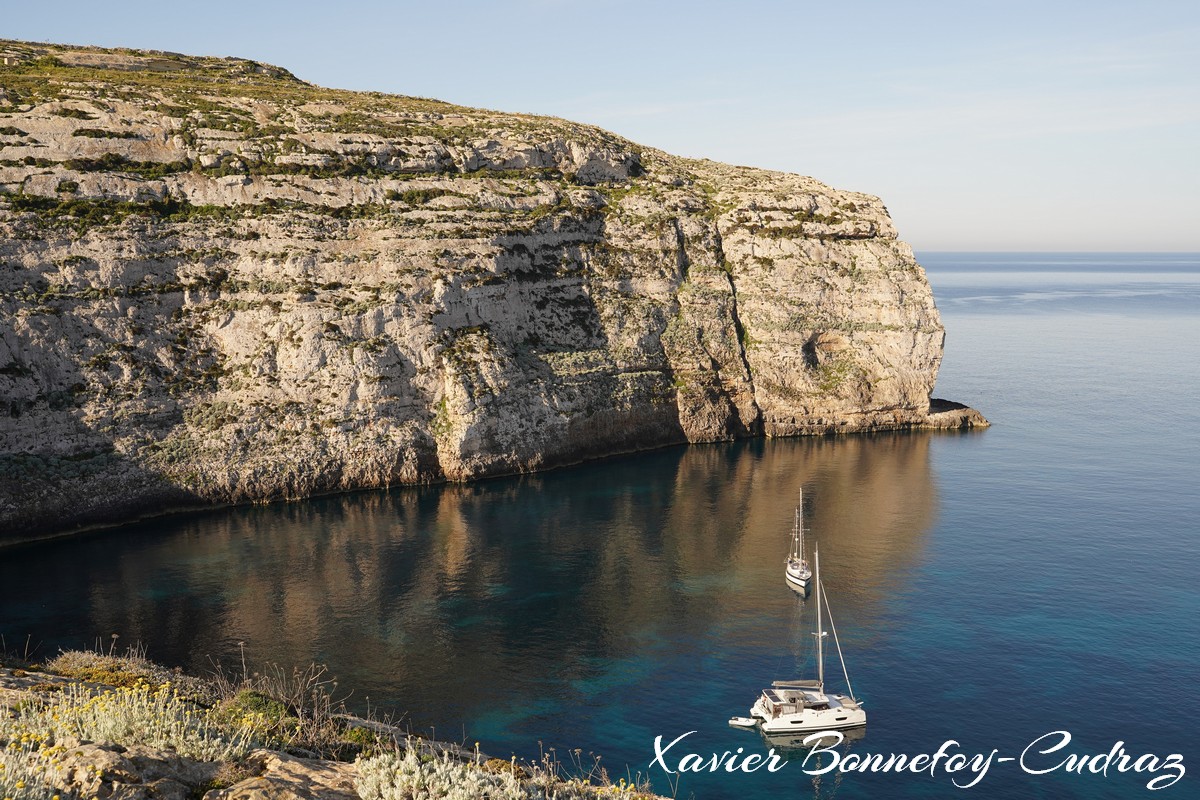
[46,648,211,702]
[355,743,654,800]
[0,734,66,800]
[356,747,527,800]
[3,680,251,762]
[210,661,354,758]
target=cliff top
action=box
[0,38,642,164]
[0,38,872,202]
[0,39,304,82]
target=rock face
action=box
[205,750,359,800]
[0,41,986,542]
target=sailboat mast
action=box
[791,508,799,560]
[815,544,824,689]
[796,488,804,560]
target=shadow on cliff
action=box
[437,207,689,475]
[0,282,206,545]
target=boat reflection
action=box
[761,724,866,752]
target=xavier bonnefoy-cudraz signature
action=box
[650,730,1186,790]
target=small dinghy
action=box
[728,716,759,729]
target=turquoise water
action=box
[2,253,1198,798]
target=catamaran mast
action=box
[815,544,824,689]
[821,579,856,701]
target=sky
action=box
[4,0,1198,251]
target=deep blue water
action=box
[2,253,1198,798]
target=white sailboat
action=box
[750,546,866,734]
[785,491,812,593]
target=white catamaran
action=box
[784,491,812,593]
[748,545,866,734]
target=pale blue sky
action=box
[6,1,1198,250]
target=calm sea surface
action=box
[2,253,1198,798]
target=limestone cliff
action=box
[0,41,986,542]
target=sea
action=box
[2,252,1198,799]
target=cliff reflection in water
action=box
[1,433,937,739]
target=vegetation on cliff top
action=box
[0,647,659,800]
[0,38,641,169]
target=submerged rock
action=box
[0,39,986,542]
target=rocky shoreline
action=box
[0,40,987,544]
[1,651,654,799]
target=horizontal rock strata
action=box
[0,41,986,541]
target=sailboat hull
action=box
[785,501,810,592]
[784,566,810,592]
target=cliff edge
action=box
[0,41,987,542]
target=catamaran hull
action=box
[755,705,867,734]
